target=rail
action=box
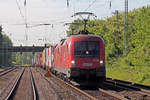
[0,67,17,77]
[5,68,25,100]
[36,68,97,100]
[30,68,38,100]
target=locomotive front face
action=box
[69,35,106,79]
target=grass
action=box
[106,58,150,86]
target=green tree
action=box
[0,26,13,67]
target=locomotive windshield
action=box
[74,41,99,57]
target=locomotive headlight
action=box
[71,60,75,67]
[99,60,104,66]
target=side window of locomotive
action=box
[67,44,69,54]
[58,48,60,56]
[55,50,57,61]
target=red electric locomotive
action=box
[52,31,106,82]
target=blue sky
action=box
[0,0,150,46]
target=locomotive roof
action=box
[53,34,105,49]
[70,34,101,38]
[69,34,104,42]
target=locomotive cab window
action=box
[74,41,99,57]
[66,44,69,54]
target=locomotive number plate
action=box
[83,63,93,66]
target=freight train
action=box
[33,30,106,83]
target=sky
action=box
[0,0,150,46]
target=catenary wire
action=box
[15,0,25,22]
[84,0,97,11]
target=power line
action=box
[15,0,28,42]
[84,0,97,11]
[15,0,25,21]
[24,0,28,41]
[67,0,69,7]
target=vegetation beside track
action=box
[0,26,13,67]
[106,57,150,86]
[12,52,33,66]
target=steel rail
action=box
[107,78,150,90]
[53,76,98,100]
[0,67,17,77]
[36,68,98,100]
[0,67,12,73]
[106,78,150,94]
[30,68,38,100]
[35,69,62,100]
[5,67,25,100]
[98,88,127,100]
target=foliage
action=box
[106,58,150,85]
[0,26,13,67]
[12,52,34,66]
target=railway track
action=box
[0,67,22,99]
[78,78,150,100]
[101,78,150,100]
[106,78,150,91]
[0,67,17,77]
[35,67,97,100]
[31,67,58,100]
[0,67,12,73]
[5,67,37,100]
[78,86,126,100]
